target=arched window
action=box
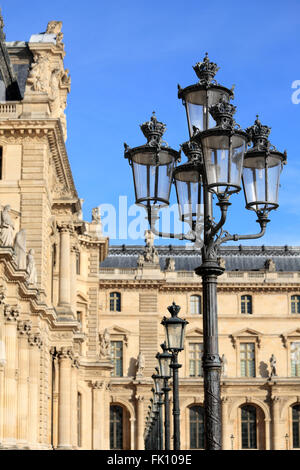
[189,406,204,449]
[241,405,257,449]
[241,295,252,314]
[110,292,121,312]
[291,295,300,314]
[292,404,300,448]
[190,295,201,315]
[110,405,123,450]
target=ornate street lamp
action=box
[125,54,287,450]
[161,302,188,450]
[156,342,172,450]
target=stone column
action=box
[92,381,104,449]
[28,333,42,449]
[58,225,71,309]
[17,320,31,448]
[57,347,73,450]
[136,395,145,450]
[70,247,77,315]
[2,305,19,448]
[71,359,79,449]
[221,397,230,450]
[272,396,282,450]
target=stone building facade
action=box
[0,14,299,451]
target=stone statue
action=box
[49,68,61,115]
[14,229,27,270]
[143,230,159,264]
[165,257,175,272]
[221,354,228,377]
[26,249,38,285]
[99,328,111,359]
[46,21,63,35]
[0,205,15,247]
[218,257,226,269]
[265,258,276,272]
[92,207,101,224]
[137,254,144,267]
[269,354,277,379]
[27,53,49,92]
[136,352,145,377]
[61,69,71,88]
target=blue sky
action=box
[3,0,300,246]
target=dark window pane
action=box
[110,405,123,450]
[189,406,204,449]
[110,292,121,312]
[292,405,300,448]
[241,405,257,449]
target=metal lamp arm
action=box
[217,216,269,246]
[147,207,196,242]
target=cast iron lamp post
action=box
[124,54,287,450]
[152,367,164,450]
[156,342,172,450]
[161,302,188,450]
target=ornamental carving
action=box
[57,346,73,360]
[27,53,50,93]
[4,304,20,322]
[99,329,111,359]
[28,333,43,349]
[17,320,32,336]
[91,381,104,390]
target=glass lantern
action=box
[124,112,180,209]
[195,97,248,197]
[161,302,188,352]
[178,53,234,136]
[156,343,172,379]
[242,117,287,214]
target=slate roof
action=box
[100,245,300,272]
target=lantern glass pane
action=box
[175,172,202,225]
[184,88,229,136]
[132,150,175,207]
[201,134,246,194]
[242,153,281,211]
[166,322,182,350]
[160,356,171,378]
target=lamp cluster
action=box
[144,303,188,450]
[124,53,286,243]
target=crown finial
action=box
[167,301,181,317]
[246,115,271,150]
[140,112,167,147]
[193,53,220,85]
[209,95,237,129]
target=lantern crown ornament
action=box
[193,52,220,85]
[209,96,237,130]
[180,140,203,165]
[140,112,167,147]
[245,115,271,151]
[167,301,181,317]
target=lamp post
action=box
[152,367,164,450]
[124,54,287,450]
[156,342,172,450]
[161,302,188,450]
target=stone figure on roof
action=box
[165,257,175,272]
[0,205,14,247]
[46,21,62,35]
[26,249,38,285]
[27,53,49,93]
[14,229,27,270]
[92,207,101,225]
[144,230,159,264]
[221,354,228,377]
[265,258,276,272]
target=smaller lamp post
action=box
[161,302,188,450]
[152,367,164,450]
[156,342,172,450]
[230,434,235,450]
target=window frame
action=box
[109,292,121,312]
[290,295,300,315]
[240,404,257,450]
[189,405,205,449]
[240,294,253,315]
[190,294,202,315]
[110,340,124,377]
[240,342,256,378]
[110,405,124,450]
[188,342,203,378]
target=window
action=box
[189,343,203,377]
[190,406,204,449]
[291,342,300,377]
[110,292,121,312]
[241,405,257,449]
[76,252,80,275]
[291,296,300,314]
[110,405,123,450]
[241,295,252,314]
[190,295,201,315]
[77,311,82,331]
[240,343,255,377]
[292,404,300,448]
[77,392,82,448]
[111,341,123,377]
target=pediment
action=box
[106,325,131,346]
[77,291,88,304]
[231,328,263,348]
[186,327,203,338]
[281,328,300,348]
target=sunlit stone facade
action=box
[0,15,299,451]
